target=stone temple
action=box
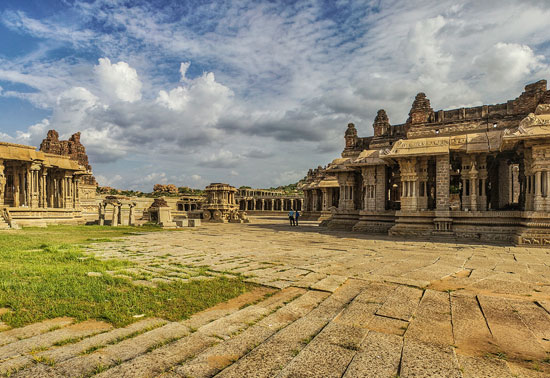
[0,131,96,228]
[302,80,550,245]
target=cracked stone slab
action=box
[376,285,424,321]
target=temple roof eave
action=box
[383,130,505,158]
[0,144,84,171]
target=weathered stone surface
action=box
[400,339,462,378]
[375,285,423,321]
[5,218,550,377]
[456,355,514,378]
[343,331,403,378]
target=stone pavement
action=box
[2,216,550,377]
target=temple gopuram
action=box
[303,80,550,245]
[0,130,97,228]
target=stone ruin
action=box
[147,197,200,228]
[98,196,136,226]
[40,130,96,186]
[202,183,249,223]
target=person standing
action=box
[295,210,300,226]
[288,210,295,226]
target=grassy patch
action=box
[0,225,252,328]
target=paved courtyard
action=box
[2,216,550,377]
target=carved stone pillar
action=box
[99,203,106,226]
[74,177,80,209]
[120,204,130,226]
[399,158,419,212]
[321,188,328,211]
[362,166,378,212]
[436,155,450,211]
[535,170,544,211]
[337,172,355,211]
[498,160,511,209]
[0,159,5,207]
[417,158,428,210]
[129,204,136,226]
[60,176,66,208]
[312,191,319,211]
[477,155,488,211]
[469,159,478,211]
[13,169,20,207]
[40,170,46,208]
[111,205,119,227]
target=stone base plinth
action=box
[160,221,177,228]
[189,219,201,227]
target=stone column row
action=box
[3,163,78,209]
[99,202,136,226]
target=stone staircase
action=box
[1,279,548,378]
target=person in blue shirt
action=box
[295,210,300,226]
[288,210,295,226]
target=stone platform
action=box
[2,216,550,377]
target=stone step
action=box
[91,287,307,378]
[54,321,191,377]
[214,279,368,378]
[175,290,330,378]
[28,288,278,377]
[25,288,273,377]
[0,317,74,347]
[0,320,111,375]
[276,283,393,378]
[11,363,65,378]
[40,317,167,362]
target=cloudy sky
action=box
[0,0,549,190]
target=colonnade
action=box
[177,203,199,211]
[303,187,339,212]
[0,160,80,209]
[312,152,534,215]
[98,201,136,226]
[397,154,492,212]
[208,190,236,205]
[239,198,303,211]
[527,146,550,211]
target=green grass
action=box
[0,225,252,328]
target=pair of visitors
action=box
[288,210,300,226]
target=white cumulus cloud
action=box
[474,42,547,89]
[94,58,142,103]
[157,71,233,126]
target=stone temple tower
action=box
[344,123,358,149]
[373,109,390,137]
[408,93,434,124]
